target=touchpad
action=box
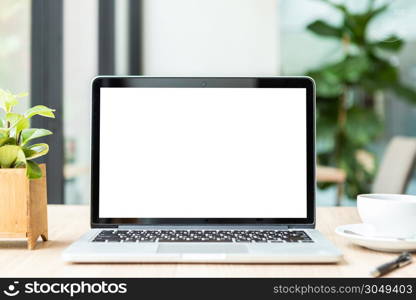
[157,244,248,254]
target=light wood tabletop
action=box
[0,205,414,278]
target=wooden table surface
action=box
[0,205,414,278]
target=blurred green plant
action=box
[0,89,55,179]
[307,0,416,199]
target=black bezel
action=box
[91,77,316,228]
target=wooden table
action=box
[0,205,414,277]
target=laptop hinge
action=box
[117,225,293,229]
[288,224,315,229]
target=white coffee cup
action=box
[357,194,416,238]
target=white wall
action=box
[142,0,280,76]
[0,0,31,113]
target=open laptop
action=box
[62,77,342,263]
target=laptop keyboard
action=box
[92,230,313,243]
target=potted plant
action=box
[306,0,416,203]
[0,89,55,249]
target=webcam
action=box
[201,81,207,87]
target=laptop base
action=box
[62,229,342,263]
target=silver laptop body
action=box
[63,77,342,263]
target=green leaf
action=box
[368,4,389,20]
[14,161,26,168]
[308,70,343,98]
[391,83,416,105]
[344,4,389,46]
[21,128,53,145]
[14,147,26,167]
[345,107,383,147]
[25,143,49,160]
[0,137,17,147]
[363,59,399,89]
[372,36,403,52]
[5,113,30,140]
[328,55,370,84]
[0,145,20,168]
[26,160,42,179]
[15,92,29,98]
[0,128,8,138]
[15,118,30,136]
[0,137,7,146]
[5,112,23,127]
[24,105,55,119]
[22,147,38,159]
[316,102,338,154]
[307,20,342,38]
[0,89,19,113]
[308,55,371,97]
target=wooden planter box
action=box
[0,164,48,249]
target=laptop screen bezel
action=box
[90,77,315,227]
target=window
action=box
[0,0,31,113]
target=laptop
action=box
[62,76,342,263]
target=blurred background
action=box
[0,0,415,206]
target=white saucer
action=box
[335,223,416,252]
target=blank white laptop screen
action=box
[99,88,307,218]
